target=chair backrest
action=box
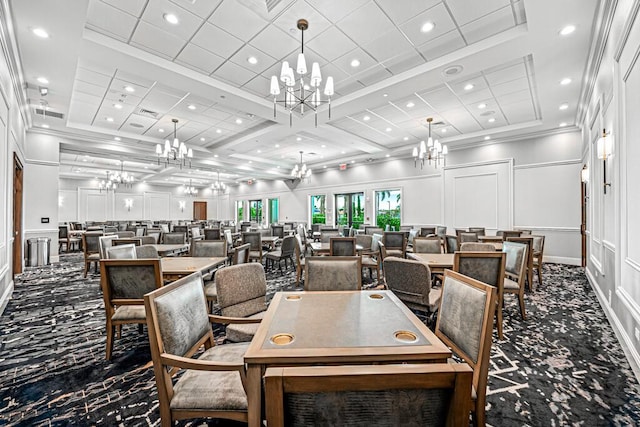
[240,223,252,233]
[140,236,155,245]
[190,227,202,239]
[99,235,118,259]
[224,229,234,246]
[384,257,434,312]
[460,242,495,252]
[468,227,486,237]
[242,232,262,251]
[329,237,356,256]
[215,263,267,317]
[107,244,138,259]
[502,241,527,282]
[191,240,227,258]
[445,235,458,253]
[173,225,188,233]
[435,270,497,416]
[271,225,284,238]
[371,233,383,253]
[320,231,340,243]
[436,225,447,237]
[100,258,163,305]
[453,252,505,290]
[304,256,362,291]
[116,231,135,238]
[112,238,142,246]
[136,245,160,259]
[531,234,545,256]
[420,226,436,237]
[163,232,186,244]
[364,226,384,235]
[59,225,69,238]
[204,228,221,240]
[506,236,534,273]
[280,235,297,257]
[355,234,372,253]
[311,223,322,233]
[83,232,103,255]
[517,229,532,235]
[499,230,521,240]
[458,232,478,244]
[382,231,406,251]
[413,237,442,254]
[146,230,161,244]
[135,226,146,237]
[232,243,251,265]
[264,363,473,427]
[159,223,170,233]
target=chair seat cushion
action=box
[504,277,520,290]
[386,249,404,258]
[87,253,100,260]
[170,342,250,411]
[265,250,282,260]
[428,287,443,312]
[361,256,378,268]
[204,281,217,301]
[226,312,264,343]
[112,305,146,321]
[249,250,261,259]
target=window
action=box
[375,189,401,231]
[335,192,364,229]
[235,200,244,223]
[310,195,326,224]
[268,198,279,224]
[249,199,263,223]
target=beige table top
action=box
[309,242,364,254]
[150,244,189,256]
[261,236,279,242]
[406,252,455,268]
[160,256,226,276]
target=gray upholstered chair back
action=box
[329,237,356,256]
[59,225,69,238]
[204,228,221,240]
[445,235,458,253]
[140,236,155,245]
[502,241,527,277]
[454,252,505,289]
[355,234,373,252]
[135,227,146,237]
[305,256,362,291]
[159,223,170,233]
[191,240,227,258]
[459,232,479,243]
[99,235,118,259]
[215,263,267,318]
[365,226,384,235]
[498,230,521,240]
[436,225,447,237]
[104,226,118,234]
[147,272,211,357]
[240,223,252,233]
[232,243,251,265]
[413,237,442,254]
[532,235,545,253]
[116,231,135,238]
[280,235,296,257]
[460,242,495,252]
[382,232,405,249]
[420,227,436,237]
[84,232,103,254]
[242,232,262,251]
[113,238,141,246]
[101,259,162,301]
[468,227,486,236]
[136,245,160,259]
[191,227,201,239]
[163,232,186,244]
[173,225,188,233]
[107,244,138,259]
[146,230,161,244]
[320,231,340,243]
[271,225,284,238]
[384,258,433,310]
[311,223,322,233]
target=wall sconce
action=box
[596,128,612,193]
[179,200,186,212]
[581,164,589,183]
[124,198,133,212]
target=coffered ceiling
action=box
[9,0,599,189]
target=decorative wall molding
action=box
[24,158,60,167]
[444,158,512,171]
[513,226,580,232]
[625,256,640,274]
[545,256,581,266]
[24,229,58,234]
[513,159,582,170]
[603,240,616,252]
[614,0,640,61]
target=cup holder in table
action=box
[270,333,295,345]
[393,330,418,343]
[285,295,302,301]
[368,293,385,300]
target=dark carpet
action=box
[0,254,639,426]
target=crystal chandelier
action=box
[98,160,134,192]
[183,179,198,197]
[156,119,193,168]
[270,19,334,127]
[211,171,227,194]
[291,151,312,181]
[413,117,448,169]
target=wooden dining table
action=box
[243,290,451,427]
[150,243,189,257]
[160,256,226,281]
[406,252,455,274]
[309,242,364,255]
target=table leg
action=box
[247,364,263,427]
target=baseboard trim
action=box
[545,255,581,266]
[585,268,640,384]
[0,279,14,317]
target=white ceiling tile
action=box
[491,77,529,97]
[121,114,157,133]
[86,1,138,42]
[440,108,482,133]
[168,0,223,17]
[140,89,183,114]
[416,29,466,60]
[459,87,493,104]
[306,26,358,62]
[445,0,510,26]
[399,3,457,46]
[305,0,369,23]
[419,87,461,111]
[228,44,277,75]
[208,1,268,42]
[242,75,271,97]
[337,2,395,44]
[191,23,245,58]
[315,62,350,86]
[376,0,441,25]
[212,61,257,87]
[371,104,408,122]
[382,51,426,75]
[249,25,299,61]
[356,65,393,86]
[74,80,107,97]
[130,22,186,59]
[333,47,377,76]
[485,61,527,86]
[140,0,203,41]
[175,43,225,74]
[274,2,332,42]
[502,100,535,123]
[496,89,531,106]
[75,67,112,87]
[362,28,415,63]
[448,74,488,95]
[459,6,515,44]
[100,0,146,17]
[72,91,103,105]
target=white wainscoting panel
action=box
[144,192,171,220]
[58,190,78,223]
[403,176,442,225]
[114,193,144,219]
[80,190,109,221]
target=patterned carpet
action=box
[0,254,639,426]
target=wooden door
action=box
[581,175,587,267]
[193,201,207,220]
[13,153,23,276]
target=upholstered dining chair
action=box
[191,239,227,258]
[98,235,118,259]
[144,272,251,426]
[460,242,496,252]
[319,230,340,243]
[497,230,521,241]
[304,256,362,291]
[190,227,203,241]
[413,236,443,254]
[506,236,534,291]
[112,238,142,247]
[531,235,546,287]
[145,230,161,244]
[100,258,163,360]
[59,225,80,252]
[502,241,528,320]
[294,237,306,286]
[204,228,222,240]
[329,237,357,256]
[107,243,137,259]
[163,232,186,244]
[458,232,479,245]
[135,245,159,259]
[435,270,497,427]
[204,243,251,312]
[265,235,296,272]
[356,234,380,282]
[436,225,447,237]
[116,231,135,238]
[82,231,103,277]
[382,231,407,258]
[364,226,384,235]
[264,363,474,427]
[172,225,188,234]
[212,263,266,342]
[445,235,459,254]
[383,257,442,322]
[453,251,506,340]
[241,231,263,263]
[468,227,486,237]
[271,224,284,239]
[419,226,436,237]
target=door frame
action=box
[13,153,23,277]
[581,165,588,267]
[193,201,207,220]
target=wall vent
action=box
[34,108,65,120]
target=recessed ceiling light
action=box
[275,144,280,148]
[124,85,135,93]
[216,129,222,133]
[144,166,148,169]
[351,160,355,164]
[321,144,326,148]
[200,137,205,142]
[560,78,572,85]
[385,127,392,132]
[114,103,123,109]
[441,128,447,133]
[478,103,487,109]
[403,136,409,141]
[464,83,474,91]
[488,118,496,123]
[484,136,491,140]
[41,124,49,128]
[114,137,121,141]
[383,93,388,97]
[323,165,327,168]
[235,118,242,124]
[560,25,576,36]
[188,104,196,110]
[163,13,179,25]
[214,154,219,157]
[406,102,415,108]
[296,137,302,141]
[277,165,280,169]
[420,21,435,33]
[106,117,114,122]
[341,151,346,154]
[559,122,568,127]
[350,59,360,68]
[32,28,49,38]
[257,150,262,154]
[158,128,165,133]
[248,161,252,164]
[363,115,370,121]
[559,103,569,110]
[247,56,258,65]
[37,76,49,84]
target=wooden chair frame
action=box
[329,237,357,256]
[82,232,103,277]
[502,241,528,320]
[506,236,535,291]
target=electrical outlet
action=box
[635,327,640,341]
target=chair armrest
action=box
[209,314,263,325]
[160,353,244,371]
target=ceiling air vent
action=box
[34,108,64,120]
[137,108,159,118]
[265,0,282,12]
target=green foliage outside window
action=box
[375,190,401,231]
